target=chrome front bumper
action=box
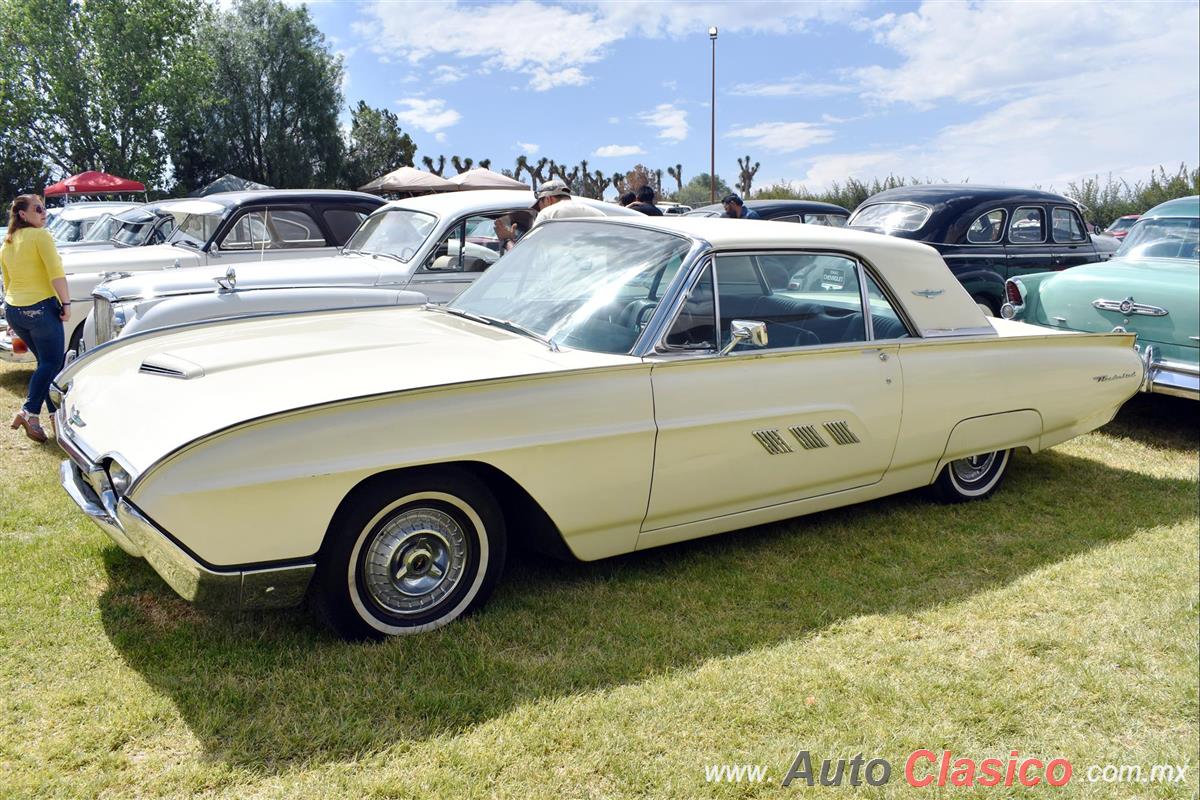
[1140,345,1200,401]
[57,432,315,610]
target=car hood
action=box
[1029,257,1198,348]
[57,306,638,473]
[97,253,384,300]
[61,243,203,274]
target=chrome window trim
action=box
[631,238,713,357]
[1008,205,1047,244]
[847,201,932,231]
[647,247,916,359]
[1051,205,1088,243]
[965,208,1008,245]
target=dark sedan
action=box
[685,199,850,226]
[849,185,1117,315]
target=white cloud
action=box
[608,116,621,124]
[797,0,1200,189]
[726,122,834,153]
[431,65,466,84]
[731,75,854,98]
[638,104,689,142]
[593,144,646,157]
[394,97,462,134]
[516,141,540,155]
[434,132,447,144]
[353,1,863,91]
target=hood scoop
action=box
[139,354,205,380]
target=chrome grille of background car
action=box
[93,296,113,345]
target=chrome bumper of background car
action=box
[1139,345,1199,401]
[58,455,315,610]
[0,331,36,363]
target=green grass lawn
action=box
[1,360,1196,799]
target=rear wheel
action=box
[931,449,1011,503]
[312,467,506,640]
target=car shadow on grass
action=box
[1098,392,1199,452]
[95,437,1198,769]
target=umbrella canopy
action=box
[358,166,458,195]
[189,174,273,196]
[446,168,528,190]
[44,170,146,197]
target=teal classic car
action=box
[1002,196,1199,400]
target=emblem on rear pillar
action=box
[912,289,944,298]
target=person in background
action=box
[721,194,761,219]
[493,214,524,253]
[618,191,636,207]
[530,179,604,227]
[1,194,69,443]
[628,185,663,216]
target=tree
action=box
[667,164,683,196]
[340,101,416,191]
[736,156,760,197]
[624,164,655,192]
[676,173,731,207]
[422,155,446,176]
[0,0,207,192]
[170,0,345,191]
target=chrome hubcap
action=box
[952,452,996,484]
[362,507,468,616]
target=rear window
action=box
[849,202,930,232]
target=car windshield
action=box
[79,213,120,242]
[1106,217,1137,233]
[446,221,693,354]
[48,216,95,243]
[343,208,437,261]
[1115,216,1200,260]
[849,202,930,232]
[166,210,225,249]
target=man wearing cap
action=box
[721,194,762,219]
[531,179,605,227]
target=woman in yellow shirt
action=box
[1,195,71,442]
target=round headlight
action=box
[106,461,132,495]
[111,304,130,335]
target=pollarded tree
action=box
[422,155,446,176]
[667,164,683,196]
[737,156,760,197]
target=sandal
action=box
[10,411,48,443]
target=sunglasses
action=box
[33,206,45,214]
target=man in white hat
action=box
[530,179,604,227]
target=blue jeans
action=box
[4,297,65,415]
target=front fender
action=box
[120,287,430,339]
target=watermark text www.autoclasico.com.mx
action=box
[703,750,1192,788]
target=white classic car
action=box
[0,190,384,362]
[46,201,143,245]
[79,191,640,352]
[53,217,1143,640]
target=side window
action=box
[219,211,270,250]
[1052,207,1086,242]
[268,209,327,248]
[967,210,1005,243]
[420,215,504,273]
[664,263,716,349]
[803,213,847,227]
[1009,206,1045,243]
[863,273,911,339]
[773,214,803,224]
[323,208,369,244]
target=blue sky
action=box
[304,0,1200,196]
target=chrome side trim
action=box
[789,425,828,450]
[921,326,997,338]
[752,429,794,455]
[116,500,315,610]
[824,421,861,445]
[1092,297,1169,317]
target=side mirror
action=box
[720,319,768,355]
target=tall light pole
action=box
[709,26,718,204]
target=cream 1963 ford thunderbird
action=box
[53,217,1143,640]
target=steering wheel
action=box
[615,298,658,330]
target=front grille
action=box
[93,295,114,344]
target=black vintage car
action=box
[848,185,1118,315]
[685,199,850,226]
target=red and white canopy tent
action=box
[44,170,147,203]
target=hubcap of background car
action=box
[363,507,468,615]
[951,452,996,485]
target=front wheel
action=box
[312,467,507,640]
[931,449,1011,503]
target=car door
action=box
[210,206,339,266]
[1048,205,1096,268]
[407,211,516,303]
[641,252,904,535]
